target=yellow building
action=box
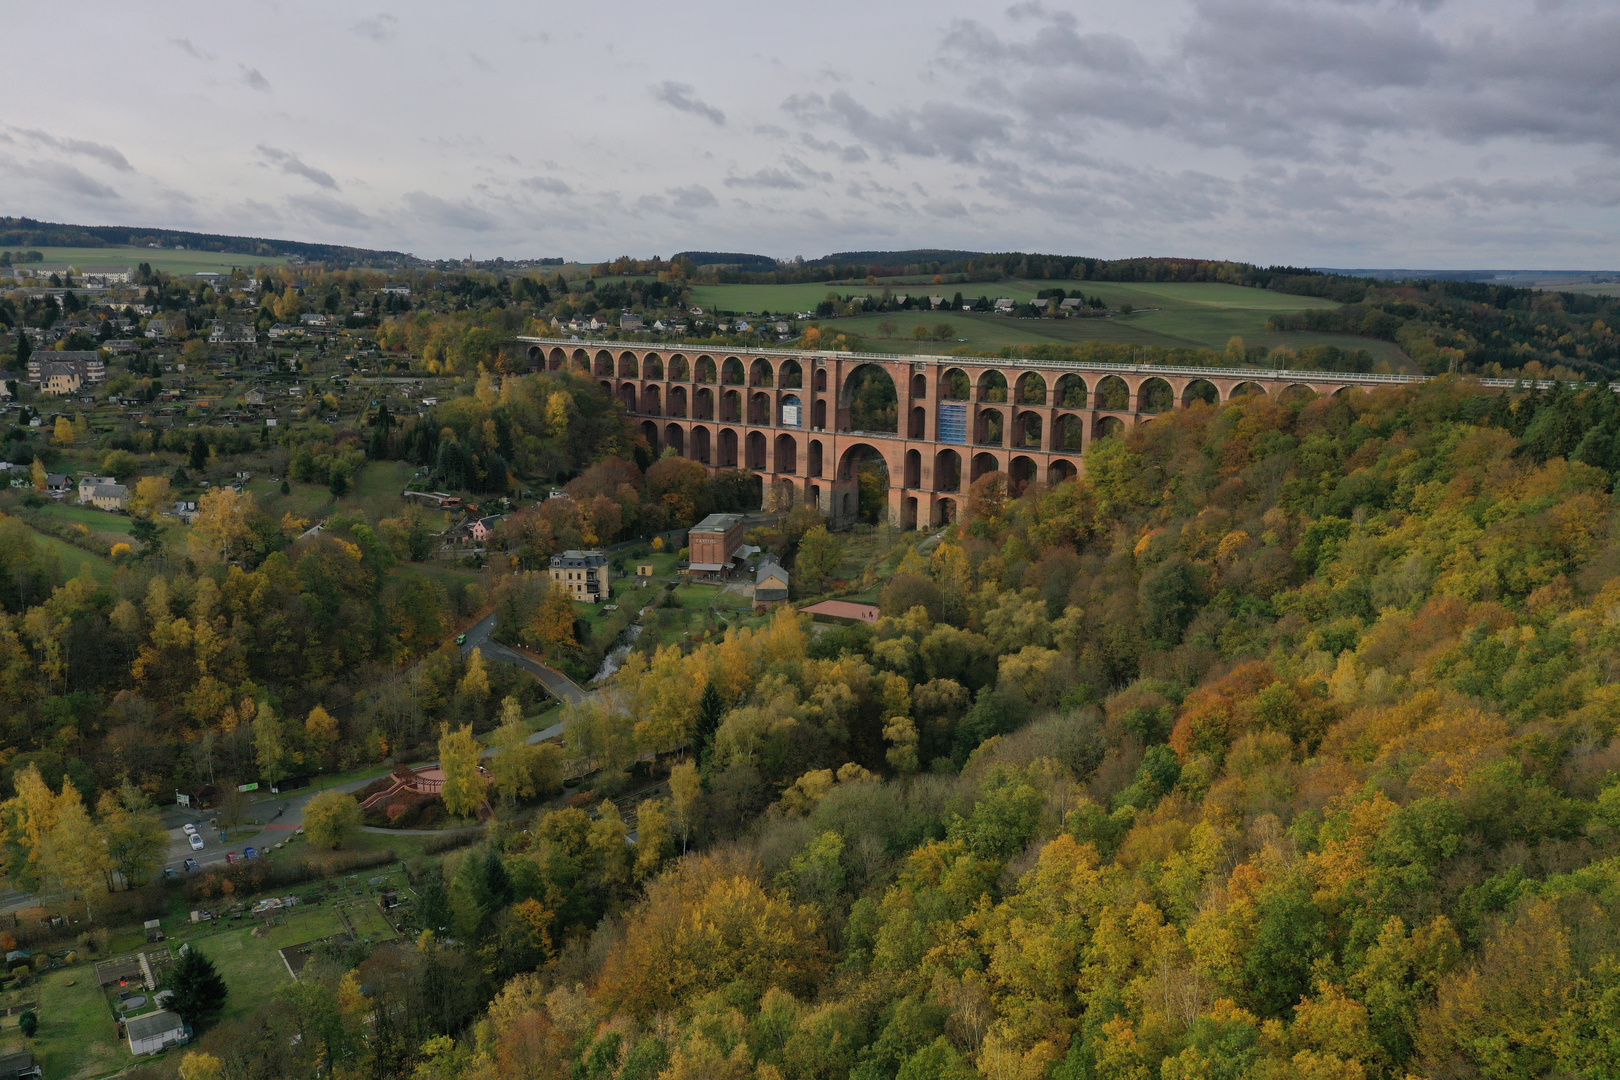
[549,549,610,601]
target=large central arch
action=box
[839,363,899,434]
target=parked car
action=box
[189,833,205,851]
[181,823,197,836]
[455,633,467,645]
[183,858,199,873]
[224,852,239,864]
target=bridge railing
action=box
[517,336,1579,392]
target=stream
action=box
[590,623,644,684]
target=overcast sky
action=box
[5,1,1618,267]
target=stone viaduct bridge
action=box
[516,336,1423,529]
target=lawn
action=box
[35,504,137,535]
[0,967,130,1080]
[683,279,1410,371]
[9,246,288,276]
[25,526,117,583]
[195,904,347,1023]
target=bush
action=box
[18,1010,35,1037]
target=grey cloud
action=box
[258,146,338,190]
[724,167,807,190]
[169,38,215,61]
[668,185,718,211]
[1,157,120,200]
[635,185,718,216]
[403,191,498,231]
[925,198,967,218]
[287,193,371,228]
[12,129,132,172]
[240,66,271,92]
[521,176,573,195]
[350,15,399,42]
[652,82,725,126]
[784,91,1006,163]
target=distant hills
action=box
[0,217,408,266]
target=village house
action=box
[87,482,129,511]
[469,515,503,543]
[28,352,105,385]
[125,1009,189,1056]
[754,553,791,608]
[549,549,610,601]
[78,475,115,503]
[38,362,83,396]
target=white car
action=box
[189,833,205,851]
[181,823,197,836]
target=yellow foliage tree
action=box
[438,723,485,817]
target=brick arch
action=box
[1229,381,1267,400]
[748,390,771,425]
[1055,373,1087,408]
[1009,454,1038,495]
[1015,409,1043,449]
[1095,374,1129,410]
[1139,376,1173,413]
[639,420,659,451]
[780,358,803,389]
[1054,412,1085,451]
[1093,414,1125,440]
[692,425,712,463]
[669,353,689,380]
[695,355,716,383]
[548,346,566,370]
[934,448,962,491]
[642,353,664,380]
[977,369,1009,403]
[618,351,638,378]
[970,451,1002,482]
[641,384,662,415]
[594,350,613,376]
[664,423,685,456]
[1048,458,1078,484]
[721,388,741,422]
[750,357,774,387]
[618,382,637,411]
[668,385,688,417]
[1016,371,1047,405]
[718,427,739,467]
[694,386,714,419]
[1278,383,1317,403]
[721,356,745,385]
[939,367,971,400]
[1182,378,1218,407]
[775,433,798,474]
[837,440,898,480]
[745,430,768,470]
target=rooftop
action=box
[691,512,744,534]
[125,1009,186,1041]
[800,600,880,624]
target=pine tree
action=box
[167,947,228,1025]
[693,681,725,765]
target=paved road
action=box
[461,613,587,704]
[0,616,591,912]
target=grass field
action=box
[0,967,129,1079]
[6,245,288,276]
[36,503,137,535]
[25,526,117,583]
[199,905,346,1023]
[681,279,1410,370]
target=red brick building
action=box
[688,512,745,574]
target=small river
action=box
[590,623,645,684]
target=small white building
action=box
[125,1009,189,1056]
